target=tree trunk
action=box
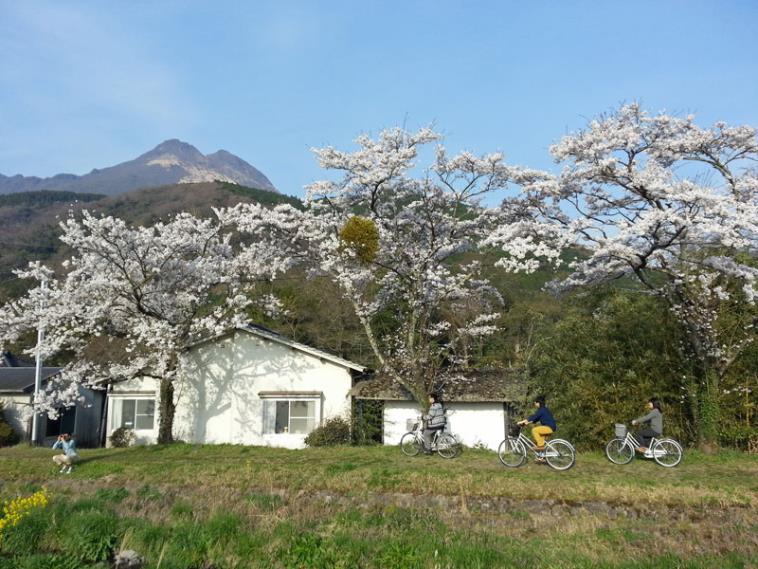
[697,377,721,452]
[696,369,721,453]
[157,377,176,444]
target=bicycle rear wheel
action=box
[605,438,634,465]
[652,439,683,468]
[545,439,575,471]
[400,432,421,456]
[497,437,526,467]
[436,433,459,459]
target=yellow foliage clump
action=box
[0,489,49,543]
[339,216,379,264]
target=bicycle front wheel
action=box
[652,439,683,468]
[605,438,634,465]
[545,439,575,471]
[400,432,422,457]
[497,437,526,468]
[436,433,459,459]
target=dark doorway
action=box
[46,407,76,437]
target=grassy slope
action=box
[0,445,755,568]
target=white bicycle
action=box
[400,416,461,459]
[497,425,576,471]
[605,423,683,468]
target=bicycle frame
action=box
[498,425,576,471]
[408,417,445,450]
[618,431,666,457]
[506,428,566,457]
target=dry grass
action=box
[0,444,755,568]
[2,444,754,506]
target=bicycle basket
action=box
[406,418,419,431]
[614,423,627,438]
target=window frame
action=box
[111,396,156,432]
[261,396,320,435]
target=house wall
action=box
[107,331,354,448]
[383,400,507,451]
[1,388,103,447]
[0,394,31,440]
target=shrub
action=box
[304,417,351,447]
[109,427,135,448]
[0,402,19,447]
[0,506,51,556]
[12,553,84,569]
[60,510,119,562]
[279,532,358,569]
[351,399,383,445]
[0,490,50,549]
[94,487,130,503]
[246,492,285,512]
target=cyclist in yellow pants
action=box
[517,395,557,461]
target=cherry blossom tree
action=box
[222,127,557,407]
[0,211,285,443]
[494,104,758,447]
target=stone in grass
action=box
[113,550,145,569]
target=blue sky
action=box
[1,1,756,197]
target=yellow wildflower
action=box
[0,489,50,544]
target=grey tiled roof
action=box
[0,368,61,393]
[0,352,35,367]
[351,368,527,403]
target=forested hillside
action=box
[0,182,299,302]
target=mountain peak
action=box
[154,138,198,151]
[0,140,277,196]
[142,139,204,162]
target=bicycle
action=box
[605,423,683,468]
[400,416,460,459]
[497,425,576,471]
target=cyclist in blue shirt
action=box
[518,395,557,458]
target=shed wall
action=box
[383,400,507,451]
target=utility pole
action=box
[30,279,46,445]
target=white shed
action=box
[105,325,366,448]
[351,369,526,451]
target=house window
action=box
[115,399,155,430]
[263,399,317,434]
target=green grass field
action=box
[0,444,755,568]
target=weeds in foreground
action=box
[0,487,753,569]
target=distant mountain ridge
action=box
[0,139,277,196]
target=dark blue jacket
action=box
[528,406,557,431]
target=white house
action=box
[351,369,526,451]
[105,325,366,448]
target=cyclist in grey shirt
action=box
[632,397,663,453]
[422,393,446,454]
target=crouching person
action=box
[52,433,79,474]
